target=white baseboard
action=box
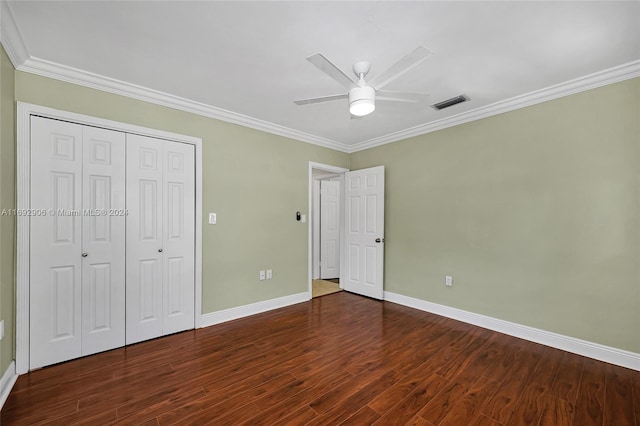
[384,291,640,372]
[200,292,310,328]
[1,361,18,410]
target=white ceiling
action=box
[4,1,640,151]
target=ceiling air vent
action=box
[431,94,469,111]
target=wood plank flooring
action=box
[2,292,638,425]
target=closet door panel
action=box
[30,117,83,369]
[163,142,195,334]
[81,126,126,356]
[126,134,164,344]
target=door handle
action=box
[375,238,384,243]
[81,253,88,257]
[158,249,163,253]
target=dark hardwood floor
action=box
[2,292,638,425]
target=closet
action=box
[29,116,195,369]
[126,134,195,344]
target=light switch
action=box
[301,214,306,223]
[208,212,217,225]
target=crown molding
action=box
[17,56,350,152]
[0,0,349,153]
[348,60,640,153]
[23,54,636,156]
[2,0,637,155]
[0,0,29,67]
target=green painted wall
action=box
[0,45,16,375]
[351,78,640,353]
[7,67,639,364]
[15,72,349,314]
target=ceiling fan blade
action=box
[294,93,348,105]
[376,97,416,103]
[369,46,432,91]
[376,90,429,103]
[307,54,356,89]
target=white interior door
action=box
[162,141,195,335]
[320,180,340,279]
[126,134,195,344]
[30,117,84,369]
[126,134,164,344]
[81,126,126,356]
[312,180,320,280]
[343,166,385,299]
[30,118,126,369]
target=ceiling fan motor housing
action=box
[353,61,371,78]
[349,85,376,116]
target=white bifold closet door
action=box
[30,117,126,369]
[126,134,195,345]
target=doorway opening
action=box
[308,162,348,298]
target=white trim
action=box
[16,56,350,153]
[2,0,637,156]
[194,140,203,328]
[0,1,29,68]
[307,162,349,297]
[312,180,320,280]
[350,60,640,152]
[384,291,640,372]
[200,292,309,328]
[11,56,640,156]
[16,102,203,374]
[16,103,29,375]
[0,361,18,410]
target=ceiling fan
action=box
[294,46,431,117]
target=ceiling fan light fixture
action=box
[350,99,375,116]
[349,86,375,116]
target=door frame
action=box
[307,162,349,297]
[16,102,203,374]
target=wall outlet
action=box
[259,270,266,281]
[266,269,273,280]
[0,320,4,340]
[445,275,453,287]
